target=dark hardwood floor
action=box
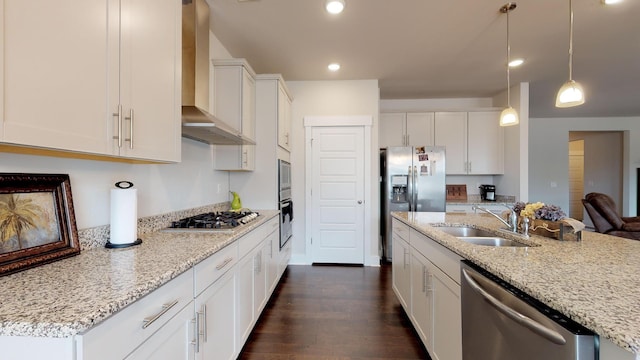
[238,264,431,359]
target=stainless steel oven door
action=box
[279,199,293,249]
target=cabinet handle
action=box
[468,161,472,173]
[191,317,200,353]
[285,132,289,145]
[426,274,433,293]
[142,299,179,329]
[422,266,426,293]
[243,149,248,166]
[125,108,134,149]
[406,134,410,145]
[199,305,208,342]
[112,104,122,148]
[215,257,234,271]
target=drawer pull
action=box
[142,300,179,329]
[215,257,234,270]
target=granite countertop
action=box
[392,211,640,355]
[0,210,279,338]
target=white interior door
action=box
[310,126,365,264]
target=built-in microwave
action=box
[278,159,291,196]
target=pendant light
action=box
[556,0,585,107]
[499,3,519,127]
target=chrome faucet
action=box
[472,204,518,233]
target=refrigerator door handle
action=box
[407,166,413,211]
[413,166,418,211]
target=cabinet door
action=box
[434,112,467,174]
[117,0,181,162]
[405,112,435,147]
[391,234,411,311]
[236,252,255,349]
[214,62,256,171]
[1,0,111,154]
[196,270,236,360]
[266,229,280,294]
[124,302,195,360]
[379,113,406,148]
[428,262,462,360]
[467,111,504,174]
[410,251,432,346]
[277,82,292,151]
[253,242,269,316]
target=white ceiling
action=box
[208,0,640,118]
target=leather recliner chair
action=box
[582,192,640,240]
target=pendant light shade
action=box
[556,80,585,107]
[499,3,519,127]
[556,0,585,107]
[500,107,519,126]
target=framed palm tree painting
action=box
[0,173,80,276]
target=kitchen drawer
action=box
[77,270,193,360]
[238,216,279,257]
[410,229,463,284]
[392,218,410,242]
[194,242,239,296]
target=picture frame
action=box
[0,173,80,276]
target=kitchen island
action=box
[392,211,640,358]
[0,210,284,359]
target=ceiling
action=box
[208,0,639,118]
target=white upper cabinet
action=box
[1,0,111,154]
[434,111,503,175]
[379,112,434,148]
[434,112,468,174]
[115,0,182,162]
[213,59,256,171]
[277,81,293,152]
[0,0,181,162]
[466,111,504,174]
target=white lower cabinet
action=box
[195,269,236,360]
[391,226,411,310]
[410,250,432,344]
[392,220,463,360]
[124,302,195,360]
[77,270,194,360]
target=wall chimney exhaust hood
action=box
[181,0,255,145]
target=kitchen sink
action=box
[434,226,528,247]
[459,237,528,247]
[435,226,497,238]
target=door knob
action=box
[357,200,363,204]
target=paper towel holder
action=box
[106,181,142,249]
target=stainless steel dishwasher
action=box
[460,261,598,360]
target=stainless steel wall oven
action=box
[278,159,293,249]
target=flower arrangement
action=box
[512,201,567,221]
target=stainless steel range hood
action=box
[181,0,255,145]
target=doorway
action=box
[304,116,372,265]
[568,131,623,227]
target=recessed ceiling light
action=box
[325,0,345,14]
[601,0,623,4]
[328,63,341,71]
[508,58,524,67]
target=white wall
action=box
[286,80,380,265]
[493,83,530,202]
[529,116,640,217]
[0,138,229,229]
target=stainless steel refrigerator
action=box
[380,146,446,261]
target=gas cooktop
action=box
[162,211,260,233]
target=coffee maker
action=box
[479,184,496,201]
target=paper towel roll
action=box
[110,186,138,245]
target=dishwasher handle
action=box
[462,269,567,345]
